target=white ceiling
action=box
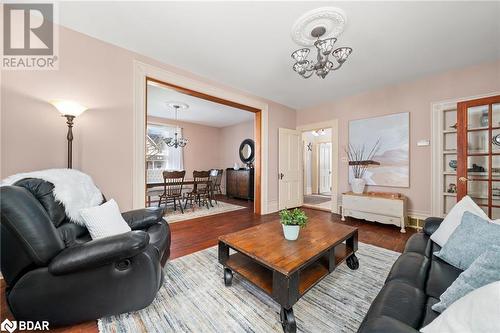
[59,2,500,109]
[147,82,254,128]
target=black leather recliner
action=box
[357,217,461,333]
[0,178,171,326]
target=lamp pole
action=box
[64,115,75,169]
[49,99,88,170]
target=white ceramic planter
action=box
[351,178,366,194]
[282,224,300,241]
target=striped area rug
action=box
[98,243,400,333]
[166,201,246,224]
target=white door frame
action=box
[297,120,339,213]
[319,142,332,194]
[133,60,270,213]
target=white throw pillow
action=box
[79,199,131,239]
[420,281,500,333]
[430,196,489,247]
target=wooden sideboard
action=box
[341,191,407,233]
[226,168,254,200]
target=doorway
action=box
[144,77,262,214]
[302,128,333,211]
[132,61,268,214]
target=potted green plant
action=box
[279,208,308,240]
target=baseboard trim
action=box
[302,204,331,212]
[408,209,431,220]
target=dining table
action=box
[146,179,202,188]
[146,179,215,208]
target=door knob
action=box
[458,176,470,182]
[279,173,284,180]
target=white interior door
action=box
[319,142,332,194]
[279,128,303,210]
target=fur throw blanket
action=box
[1,169,103,225]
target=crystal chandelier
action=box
[166,103,188,148]
[291,26,352,79]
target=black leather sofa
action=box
[358,217,462,333]
[0,178,171,326]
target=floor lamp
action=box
[50,100,88,169]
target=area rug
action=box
[304,195,331,205]
[165,201,247,223]
[98,243,399,333]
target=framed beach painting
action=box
[348,112,409,187]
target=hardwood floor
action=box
[0,197,417,332]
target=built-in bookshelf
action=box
[440,108,458,216]
[432,94,500,218]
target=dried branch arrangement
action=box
[345,139,381,179]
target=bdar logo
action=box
[0,319,17,333]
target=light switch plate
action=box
[417,139,430,147]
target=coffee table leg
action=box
[218,241,233,286]
[280,307,296,333]
[224,268,233,286]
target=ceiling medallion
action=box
[290,7,352,79]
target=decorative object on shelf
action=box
[449,159,457,170]
[480,110,489,127]
[468,164,485,173]
[279,208,308,240]
[345,139,380,194]
[165,102,189,148]
[349,112,409,187]
[492,134,500,147]
[239,138,255,168]
[450,123,458,130]
[290,7,352,79]
[49,99,88,169]
[233,163,240,171]
[306,142,313,151]
[493,188,500,196]
[447,183,457,193]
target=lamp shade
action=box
[50,99,88,117]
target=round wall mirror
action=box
[239,139,255,165]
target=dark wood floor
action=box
[1,197,416,332]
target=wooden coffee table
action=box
[218,219,359,333]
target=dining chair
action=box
[158,170,186,213]
[146,169,164,207]
[184,170,211,210]
[209,169,224,204]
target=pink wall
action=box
[1,26,296,211]
[219,120,255,193]
[220,120,255,169]
[297,60,500,216]
[146,117,255,193]
[147,116,222,178]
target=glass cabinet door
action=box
[457,96,500,218]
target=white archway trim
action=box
[133,60,270,213]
